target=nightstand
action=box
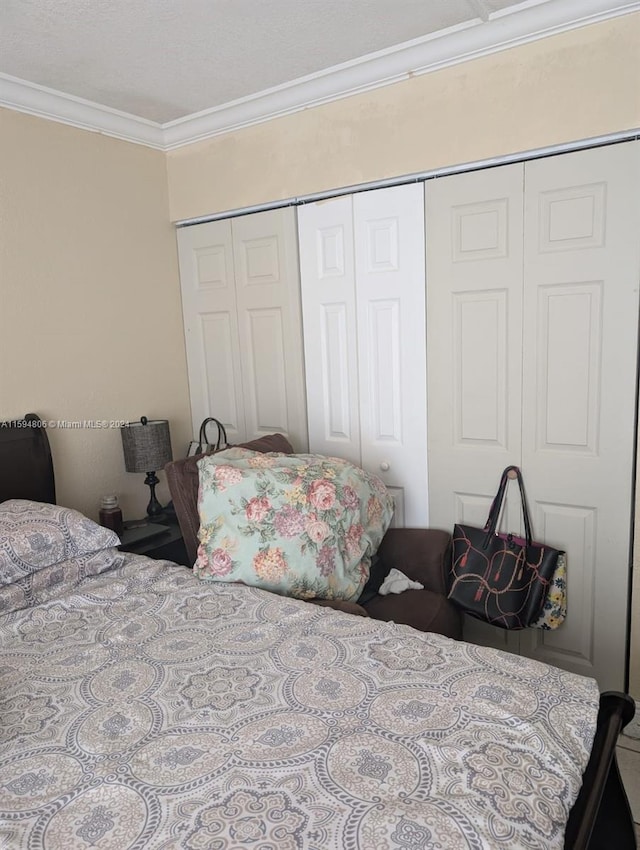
[118,518,191,566]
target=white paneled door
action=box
[297,195,361,464]
[426,142,640,690]
[426,163,524,654]
[298,184,428,527]
[230,211,308,448]
[353,186,428,527]
[177,218,244,442]
[518,143,640,687]
[177,209,308,450]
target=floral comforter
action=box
[0,554,599,849]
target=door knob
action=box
[380,462,390,471]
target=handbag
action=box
[530,551,567,630]
[448,465,566,630]
[187,417,230,457]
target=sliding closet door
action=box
[177,209,308,448]
[353,184,428,527]
[231,209,308,447]
[425,164,524,652]
[177,219,246,442]
[518,143,640,690]
[298,184,428,527]
[297,196,361,463]
[426,142,640,690]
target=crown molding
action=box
[163,0,640,149]
[0,73,165,149]
[2,0,639,152]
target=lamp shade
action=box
[121,418,173,473]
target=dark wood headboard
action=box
[0,413,56,504]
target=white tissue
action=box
[378,568,424,595]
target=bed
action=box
[0,414,636,849]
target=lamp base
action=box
[144,470,165,520]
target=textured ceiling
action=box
[0,0,549,123]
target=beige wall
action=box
[167,14,640,222]
[0,109,191,520]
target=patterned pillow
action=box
[194,449,394,601]
[0,548,125,615]
[0,500,120,586]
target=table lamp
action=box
[121,416,173,520]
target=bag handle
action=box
[482,465,533,548]
[197,417,228,453]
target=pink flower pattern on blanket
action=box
[245,497,271,523]
[208,548,233,577]
[275,507,307,538]
[305,518,330,544]
[213,465,243,490]
[308,479,337,511]
[194,449,394,601]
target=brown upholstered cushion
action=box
[165,433,294,565]
[376,527,452,596]
[363,589,462,638]
[310,598,369,617]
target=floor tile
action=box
[620,733,640,754]
[617,745,640,823]
[622,702,640,741]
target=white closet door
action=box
[425,164,524,652]
[354,184,428,527]
[426,143,640,689]
[518,143,640,690]
[297,196,361,463]
[177,209,308,450]
[177,219,246,443]
[232,208,308,450]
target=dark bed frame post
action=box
[0,413,55,505]
[564,691,637,849]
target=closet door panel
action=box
[528,501,596,667]
[426,163,524,526]
[298,197,361,463]
[425,164,524,652]
[200,313,243,434]
[244,308,288,433]
[354,183,428,527]
[232,208,308,450]
[455,290,509,445]
[176,220,246,442]
[519,142,640,690]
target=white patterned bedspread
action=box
[0,554,599,850]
